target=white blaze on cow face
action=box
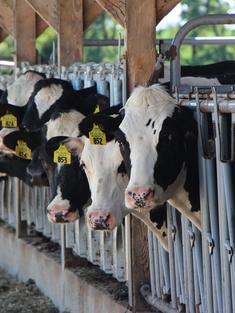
[47,186,78,223]
[7,72,43,107]
[66,137,129,230]
[34,84,64,118]
[46,110,84,140]
[120,85,178,209]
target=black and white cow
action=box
[0,70,46,129]
[22,78,109,131]
[4,85,110,223]
[82,85,201,230]
[45,105,169,250]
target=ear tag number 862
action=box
[15,140,32,160]
[53,144,71,164]
[89,123,107,145]
[0,114,17,128]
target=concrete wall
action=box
[0,224,131,313]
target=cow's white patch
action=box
[35,84,63,118]
[46,110,84,140]
[47,186,70,211]
[73,137,129,228]
[7,72,43,107]
[121,85,177,190]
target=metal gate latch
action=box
[171,225,176,241]
[207,235,214,255]
[188,229,195,248]
[224,241,233,263]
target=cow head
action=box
[0,71,45,130]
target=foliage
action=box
[157,0,235,65]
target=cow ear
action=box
[79,113,123,141]
[3,130,41,151]
[45,136,84,162]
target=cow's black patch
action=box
[149,204,167,229]
[55,159,91,216]
[79,104,123,141]
[146,118,152,127]
[154,106,199,211]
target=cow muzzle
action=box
[125,187,154,209]
[47,205,78,223]
[87,211,114,230]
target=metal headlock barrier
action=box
[0,13,235,313]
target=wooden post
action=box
[14,0,36,66]
[0,28,8,42]
[126,0,157,92]
[125,1,156,311]
[58,0,83,67]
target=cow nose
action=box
[47,205,78,223]
[87,211,113,230]
[125,187,154,208]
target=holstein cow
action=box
[22,78,108,131]
[45,105,169,250]
[0,70,46,129]
[83,85,201,230]
[0,71,47,185]
[4,84,110,223]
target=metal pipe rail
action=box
[171,14,235,86]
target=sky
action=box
[156,1,235,31]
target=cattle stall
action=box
[0,10,235,313]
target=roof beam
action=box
[95,0,125,27]
[58,0,83,66]
[25,0,59,31]
[156,0,181,23]
[84,0,103,29]
[36,15,48,36]
[0,0,14,36]
[14,0,36,65]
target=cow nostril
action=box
[128,191,132,196]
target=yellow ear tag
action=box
[53,144,71,164]
[94,105,100,113]
[15,140,32,160]
[0,113,17,128]
[89,123,107,145]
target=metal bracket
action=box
[171,225,176,241]
[207,234,215,255]
[188,228,196,248]
[224,241,233,263]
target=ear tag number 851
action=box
[89,123,107,145]
[15,140,32,160]
[0,114,17,128]
[53,144,71,164]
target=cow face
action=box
[0,71,45,130]
[51,133,128,231]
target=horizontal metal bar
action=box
[179,99,235,113]
[83,37,235,47]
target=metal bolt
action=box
[224,241,233,263]
[207,234,214,255]
[188,228,195,248]
[171,225,176,241]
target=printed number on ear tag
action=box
[0,114,17,128]
[94,105,100,113]
[15,140,31,160]
[89,123,107,145]
[53,144,71,164]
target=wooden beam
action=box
[58,0,83,66]
[36,14,48,36]
[126,0,157,91]
[0,0,14,36]
[0,28,9,42]
[84,0,103,29]
[25,0,59,32]
[95,0,125,27]
[14,0,36,65]
[125,1,156,310]
[156,0,181,23]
